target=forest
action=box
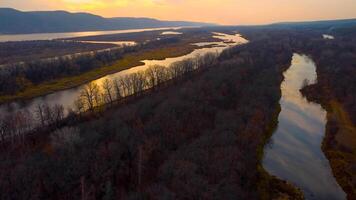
[0,40,115,65]
[0,30,305,199]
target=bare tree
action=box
[195,52,217,69]
[120,76,133,97]
[43,104,54,125]
[130,72,146,95]
[180,58,195,75]
[74,98,85,114]
[5,114,17,144]
[20,110,33,141]
[169,62,184,80]
[113,78,123,100]
[155,66,169,85]
[145,65,168,89]
[0,115,16,143]
[79,82,102,111]
[52,104,65,125]
[35,103,46,126]
[0,117,7,142]
[145,66,157,89]
[22,110,34,133]
[102,79,114,105]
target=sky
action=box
[1,0,356,25]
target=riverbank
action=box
[255,58,304,200]
[302,85,356,199]
[257,105,304,200]
[323,101,356,199]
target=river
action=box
[0,32,247,118]
[0,27,185,42]
[263,54,345,199]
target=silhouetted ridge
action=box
[0,8,214,34]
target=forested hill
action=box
[0,8,214,34]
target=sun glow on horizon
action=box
[1,0,356,25]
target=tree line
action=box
[0,45,136,95]
[0,40,115,65]
[74,52,217,113]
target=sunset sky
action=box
[1,0,356,25]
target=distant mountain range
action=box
[0,8,215,34]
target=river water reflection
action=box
[263,54,345,200]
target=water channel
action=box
[263,53,345,200]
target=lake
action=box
[263,54,345,199]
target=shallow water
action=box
[263,54,345,200]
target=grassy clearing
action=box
[329,101,356,151]
[0,44,197,104]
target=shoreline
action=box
[301,89,356,199]
[257,61,305,200]
[322,101,356,199]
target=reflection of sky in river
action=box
[0,27,183,42]
[0,32,248,118]
[263,54,345,200]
